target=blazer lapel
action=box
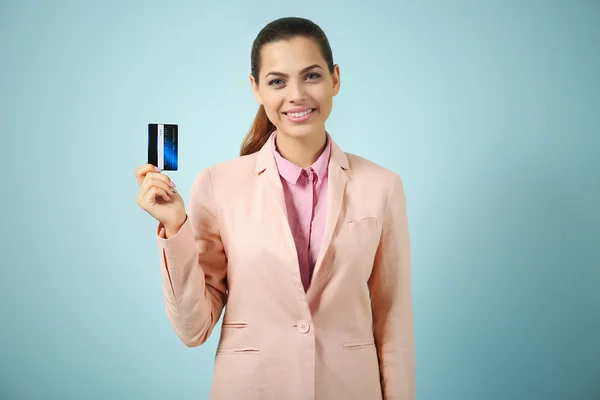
[255,134,299,276]
[309,139,349,292]
[255,135,288,219]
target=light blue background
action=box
[1,1,599,399]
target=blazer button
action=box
[297,320,310,333]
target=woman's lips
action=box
[283,108,316,123]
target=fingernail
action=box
[170,189,177,194]
[169,180,176,187]
[155,166,161,172]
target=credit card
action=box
[148,123,178,171]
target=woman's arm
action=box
[369,172,416,399]
[156,168,228,347]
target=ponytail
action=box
[240,105,276,156]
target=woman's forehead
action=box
[260,37,325,72]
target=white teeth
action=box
[288,109,313,118]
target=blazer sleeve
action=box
[368,172,416,399]
[155,168,228,347]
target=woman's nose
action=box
[287,82,307,102]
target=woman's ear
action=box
[332,64,341,96]
[249,74,262,104]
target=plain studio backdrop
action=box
[1,1,599,399]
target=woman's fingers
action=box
[140,176,175,198]
[135,164,161,186]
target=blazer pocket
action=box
[217,320,259,354]
[342,340,376,350]
[222,320,248,329]
[216,347,260,355]
[346,217,380,232]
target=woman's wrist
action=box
[164,214,187,238]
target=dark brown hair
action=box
[239,17,335,156]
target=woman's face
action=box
[250,36,341,141]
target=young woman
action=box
[135,17,415,400]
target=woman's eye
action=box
[269,79,284,86]
[306,73,321,80]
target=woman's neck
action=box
[275,131,328,169]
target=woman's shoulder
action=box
[344,152,403,183]
[343,151,407,210]
[208,152,258,179]
[189,152,260,191]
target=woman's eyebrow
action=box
[264,64,323,79]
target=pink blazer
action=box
[156,136,415,399]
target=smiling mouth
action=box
[283,108,316,118]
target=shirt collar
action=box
[272,131,332,185]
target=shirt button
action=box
[297,320,310,333]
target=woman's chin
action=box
[278,121,324,139]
